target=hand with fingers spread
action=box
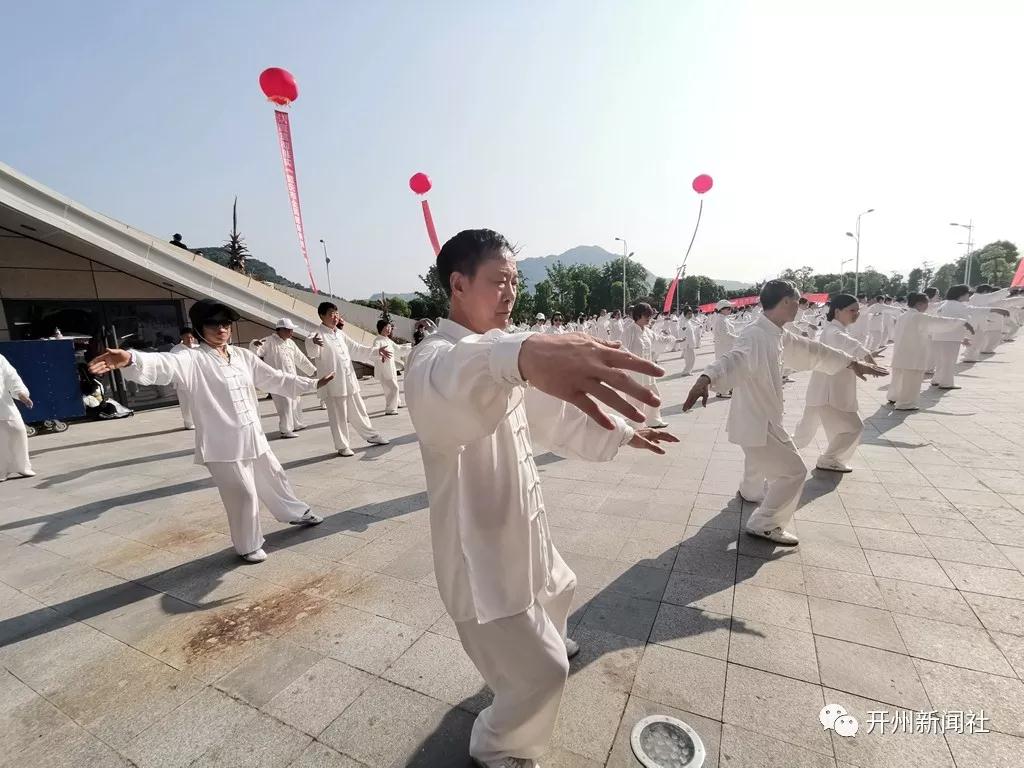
[18,394,33,409]
[88,349,133,375]
[316,372,336,389]
[628,427,680,455]
[518,332,664,429]
[682,374,711,411]
[849,360,888,380]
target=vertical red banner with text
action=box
[275,109,318,292]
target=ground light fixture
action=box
[630,715,705,767]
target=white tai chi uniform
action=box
[710,313,737,394]
[250,334,316,436]
[372,334,404,414]
[793,320,871,465]
[306,325,383,452]
[620,319,666,426]
[607,318,624,344]
[406,319,634,765]
[932,299,974,388]
[677,317,698,374]
[703,315,852,531]
[0,354,33,479]
[123,346,316,554]
[169,342,197,428]
[888,311,967,409]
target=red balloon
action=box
[409,172,432,195]
[692,174,714,194]
[259,68,298,106]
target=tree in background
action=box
[224,197,249,274]
[384,297,411,318]
[414,264,449,319]
[510,269,534,325]
[678,275,725,306]
[907,267,924,293]
[650,277,670,309]
[571,280,590,317]
[533,280,555,318]
[975,242,1017,285]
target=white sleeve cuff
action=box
[489,332,533,386]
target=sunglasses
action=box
[203,320,233,329]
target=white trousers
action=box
[741,423,807,531]
[377,375,402,413]
[888,369,925,409]
[271,394,305,435]
[793,405,863,464]
[206,450,308,554]
[962,332,984,362]
[981,329,1002,354]
[177,389,194,429]
[629,374,664,425]
[866,330,884,353]
[681,343,695,374]
[931,340,961,388]
[456,563,575,763]
[0,418,32,478]
[325,393,378,451]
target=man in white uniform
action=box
[305,302,391,457]
[0,353,34,481]
[250,318,317,438]
[711,299,737,397]
[170,327,199,429]
[684,281,886,545]
[676,308,698,375]
[406,229,676,768]
[89,299,332,562]
[529,313,547,333]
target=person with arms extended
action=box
[406,229,676,768]
[684,281,886,545]
[88,299,332,563]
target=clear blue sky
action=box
[3,1,1022,297]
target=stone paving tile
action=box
[216,638,324,707]
[552,676,629,763]
[914,658,1024,737]
[943,727,1024,767]
[815,636,929,709]
[718,723,837,768]
[382,631,489,711]
[728,617,819,683]
[808,596,906,653]
[732,583,811,633]
[290,741,367,768]
[802,566,887,608]
[263,658,375,737]
[650,602,731,660]
[633,643,727,720]
[191,709,312,767]
[939,561,1024,599]
[864,550,955,588]
[722,664,831,756]
[892,613,1016,677]
[875,578,981,627]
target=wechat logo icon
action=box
[820,704,859,737]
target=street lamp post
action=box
[614,237,628,314]
[844,208,875,296]
[840,258,853,292]
[950,220,974,284]
[319,239,332,297]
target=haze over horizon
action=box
[3,1,1021,297]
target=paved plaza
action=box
[2,340,1024,767]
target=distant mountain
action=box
[366,292,419,303]
[194,247,307,291]
[516,245,752,292]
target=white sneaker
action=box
[184,424,195,431]
[385,411,399,416]
[289,510,323,526]
[473,758,540,768]
[565,637,580,660]
[16,469,37,478]
[815,459,852,473]
[366,435,389,445]
[241,548,267,563]
[745,526,799,546]
[294,423,307,431]
[338,448,355,457]
[737,490,765,504]
[280,432,299,439]
[647,420,669,429]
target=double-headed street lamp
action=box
[613,237,634,314]
[319,239,332,297]
[844,208,875,296]
[950,221,974,284]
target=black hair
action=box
[924,287,938,299]
[376,318,391,333]
[631,302,654,321]
[946,284,971,301]
[798,297,808,305]
[826,293,858,322]
[873,294,885,302]
[907,292,928,308]
[318,301,338,316]
[856,294,866,300]
[974,284,997,294]
[436,229,515,297]
[180,326,196,336]
[683,307,693,316]
[760,279,799,310]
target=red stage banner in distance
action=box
[663,277,679,314]
[275,110,318,292]
[1012,259,1024,288]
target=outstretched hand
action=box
[519,332,664,429]
[629,428,680,455]
[682,375,711,411]
[850,360,888,381]
[88,349,132,375]
[316,373,336,389]
[18,394,33,409]
[379,348,393,361]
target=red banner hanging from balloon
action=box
[421,200,441,256]
[1012,259,1024,288]
[663,277,679,314]
[274,109,318,292]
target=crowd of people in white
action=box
[2,225,1023,768]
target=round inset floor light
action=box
[630,715,705,768]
